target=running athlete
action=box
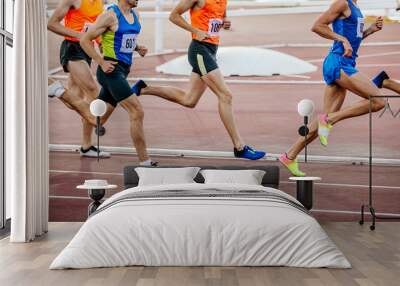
[78,0,156,166]
[279,0,385,176]
[47,0,110,158]
[131,0,266,160]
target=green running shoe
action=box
[279,153,305,177]
[318,114,333,147]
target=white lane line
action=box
[308,51,400,63]
[49,144,400,166]
[49,196,111,200]
[50,170,123,176]
[280,74,312,79]
[133,42,400,58]
[281,181,400,190]
[49,74,326,85]
[358,63,400,67]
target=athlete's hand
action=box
[136,45,148,57]
[342,39,353,58]
[100,60,117,73]
[194,29,210,41]
[371,16,384,33]
[222,19,231,30]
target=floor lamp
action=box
[297,99,315,163]
[90,99,107,161]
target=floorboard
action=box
[1,222,399,286]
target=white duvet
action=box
[50,183,351,269]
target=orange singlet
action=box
[64,0,103,42]
[190,0,227,45]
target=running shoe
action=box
[318,114,333,147]
[80,146,111,158]
[131,80,147,96]
[279,153,305,177]
[234,145,266,160]
[48,80,65,98]
[372,71,389,89]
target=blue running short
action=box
[323,53,359,85]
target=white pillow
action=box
[200,169,266,185]
[135,167,201,186]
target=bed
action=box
[50,165,350,269]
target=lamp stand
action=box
[96,116,100,162]
[304,116,308,163]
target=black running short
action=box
[188,40,219,76]
[96,58,133,107]
[60,40,92,73]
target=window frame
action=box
[0,0,14,232]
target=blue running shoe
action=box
[234,145,266,160]
[372,71,389,89]
[131,80,147,96]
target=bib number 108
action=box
[208,19,223,36]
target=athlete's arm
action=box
[222,10,231,30]
[363,16,383,39]
[311,0,353,57]
[169,0,210,41]
[47,0,82,39]
[80,11,117,73]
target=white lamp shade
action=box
[297,99,315,117]
[90,99,107,117]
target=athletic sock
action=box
[131,80,148,96]
[55,87,65,98]
[140,159,158,167]
[48,81,66,98]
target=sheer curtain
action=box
[7,0,49,242]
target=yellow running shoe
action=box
[279,153,306,177]
[318,114,333,147]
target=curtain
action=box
[7,0,49,242]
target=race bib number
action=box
[208,19,223,37]
[357,17,365,38]
[120,34,137,53]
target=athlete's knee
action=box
[81,116,96,126]
[218,90,233,105]
[371,98,385,112]
[82,81,99,97]
[182,99,197,109]
[128,106,145,122]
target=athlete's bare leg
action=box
[382,79,400,94]
[287,85,346,159]
[201,69,244,149]
[141,70,244,149]
[328,71,385,124]
[286,71,384,160]
[119,96,150,162]
[141,72,206,108]
[55,61,114,126]
[67,77,93,149]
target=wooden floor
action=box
[1,223,400,286]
